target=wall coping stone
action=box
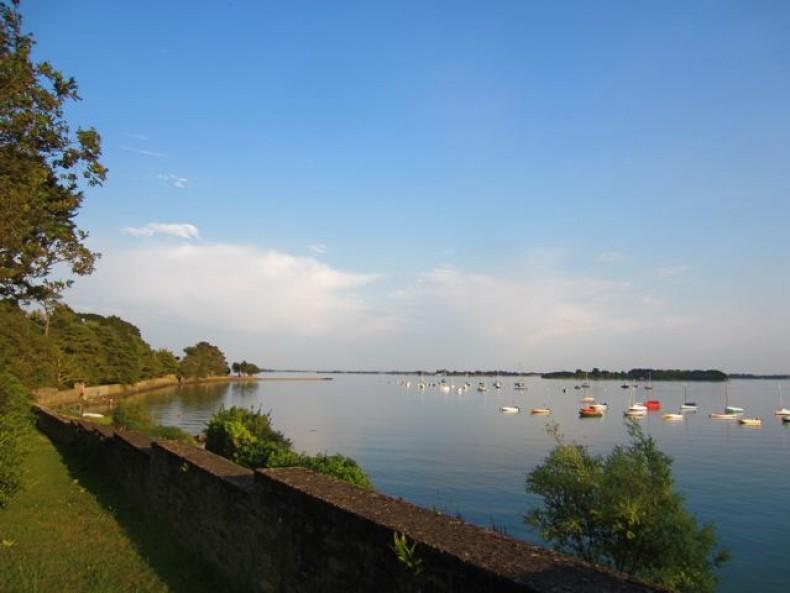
[257,467,668,593]
[114,430,153,456]
[155,440,255,493]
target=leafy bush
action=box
[111,401,192,443]
[526,421,728,593]
[112,401,155,432]
[0,372,32,508]
[205,406,371,489]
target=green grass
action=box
[0,430,236,593]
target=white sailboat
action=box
[710,383,740,419]
[680,385,697,411]
[723,383,744,414]
[624,390,647,416]
[775,384,790,416]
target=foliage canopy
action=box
[526,421,728,593]
[206,406,372,489]
[0,301,181,388]
[0,1,107,303]
[179,341,229,379]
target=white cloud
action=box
[120,145,166,158]
[123,223,200,239]
[598,251,628,263]
[157,173,188,189]
[308,243,327,255]
[658,264,690,276]
[70,243,383,338]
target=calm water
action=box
[130,375,790,592]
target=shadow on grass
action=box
[51,437,242,593]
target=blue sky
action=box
[23,1,790,371]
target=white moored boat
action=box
[738,417,762,427]
[499,405,520,414]
[709,412,739,420]
[775,384,790,416]
[662,413,684,421]
[680,385,697,411]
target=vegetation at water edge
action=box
[206,406,372,489]
[111,401,193,443]
[526,421,728,593]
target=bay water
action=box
[132,374,790,592]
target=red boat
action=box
[643,400,661,410]
[579,406,603,418]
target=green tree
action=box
[0,300,58,387]
[0,1,107,303]
[179,341,229,378]
[526,421,727,593]
[233,360,262,376]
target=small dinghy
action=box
[499,405,520,414]
[579,406,603,418]
[738,417,762,427]
[530,407,551,415]
[709,412,739,420]
[662,413,684,421]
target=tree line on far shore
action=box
[541,368,728,382]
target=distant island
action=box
[541,368,728,382]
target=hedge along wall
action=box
[33,406,668,593]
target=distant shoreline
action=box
[263,369,790,380]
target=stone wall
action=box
[31,374,263,407]
[33,406,667,593]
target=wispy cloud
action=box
[120,145,166,158]
[123,223,200,239]
[599,251,628,263]
[126,133,149,142]
[157,173,188,189]
[308,243,327,255]
[658,264,690,276]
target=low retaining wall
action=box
[31,374,264,407]
[33,406,666,593]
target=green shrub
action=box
[269,452,371,489]
[111,401,192,443]
[111,401,154,432]
[205,406,371,489]
[0,372,32,508]
[150,425,193,443]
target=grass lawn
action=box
[0,430,236,593]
